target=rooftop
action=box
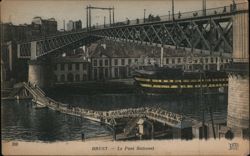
[89,40,207,58]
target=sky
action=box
[1,0,247,30]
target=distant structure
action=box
[87,41,230,81]
[1,17,58,42]
[67,20,82,31]
[1,23,32,42]
[52,47,90,83]
[31,17,58,36]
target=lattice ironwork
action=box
[16,2,248,60]
[92,15,233,55]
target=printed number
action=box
[229,143,238,150]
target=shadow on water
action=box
[2,85,228,142]
[1,100,112,142]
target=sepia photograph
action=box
[1,0,249,155]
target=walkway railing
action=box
[90,2,248,30]
[22,82,194,128]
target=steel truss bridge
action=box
[17,2,248,60]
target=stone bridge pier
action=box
[227,11,249,138]
[28,60,53,88]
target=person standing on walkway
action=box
[81,131,85,141]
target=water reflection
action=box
[1,100,111,142]
[1,93,227,142]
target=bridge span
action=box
[12,82,197,129]
[17,2,248,60]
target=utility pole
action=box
[168,11,171,21]
[87,6,115,28]
[89,5,91,29]
[112,6,115,24]
[203,0,206,16]
[172,0,175,21]
[109,8,112,26]
[104,16,106,27]
[63,20,65,31]
[86,6,89,30]
[144,9,146,23]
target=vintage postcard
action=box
[1,0,249,155]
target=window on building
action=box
[215,57,218,63]
[93,60,97,66]
[82,63,87,70]
[54,64,57,70]
[211,58,214,63]
[105,59,109,66]
[135,59,138,63]
[75,63,79,70]
[128,68,131,77]
[166,58,169,64]
[121,59,125,65]
[67,73,73,82]
[60,75,65,82]
[105,68,109,78]
[205,58,208,63]
[61,63,65,71]
[94,68,97,80]
[54,75,57,82]
[114,59,118,66]
[75,74,80,81]
[114,68,119,78]
[128,59,131,65]
[83,74,88,81]
[99,68,104,80]
[172,58,175,64]
[68,63,72,71]
[178,58,181,63]
[148,59,151,64]
[200,58,203,63]
[99,60,103,67]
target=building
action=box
[88,41,231,81]
[1,17,58,42]
[52,55,90,84]
[1,23,32,42]
[31,17,58,36]
[1,59,6,83]
[67,20,82,31]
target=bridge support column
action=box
[28,60,52,88]
[232,12,249,62]
[227,11,249,139]
[227,68,249,138]
[30,41,37,60]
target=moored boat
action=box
[133,67,228,94]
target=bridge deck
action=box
[20,82,198,129]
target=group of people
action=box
[106,107,147,117]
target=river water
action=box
[1,92,227,142]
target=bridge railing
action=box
[17,28,87,44]
[92,2,247,30]
[17,2,248,44]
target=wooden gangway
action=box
[20,82,197,128]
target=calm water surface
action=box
[1,92,228,142]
